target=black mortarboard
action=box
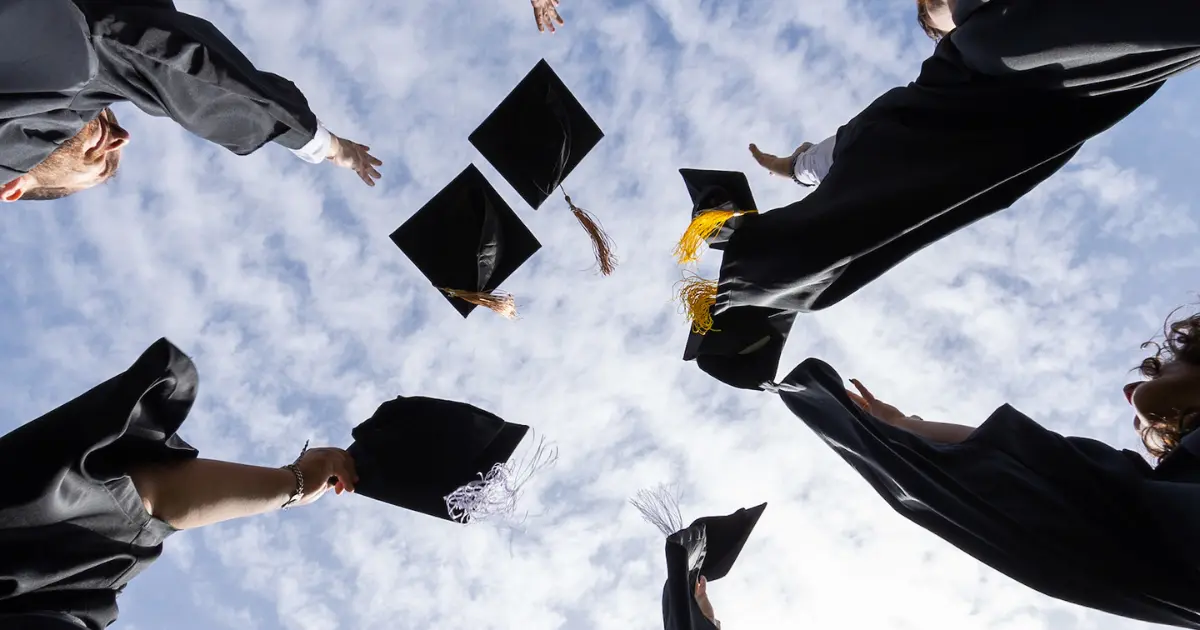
[683,305,797,391]
[345,395,545,523]
[674,169,759,264]
[632,487,767,630]
[469,59,616,275]
[390,164,541,319]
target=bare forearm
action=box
[129,459,294,530]
[892,415,976,444]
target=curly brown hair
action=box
[1135,307,1200,461]
[916,0,947,41]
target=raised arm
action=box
[847,378,976,444]
[128,446,358,530]
[748,133,837,187]
[90,3,380,185]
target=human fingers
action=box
[845,389,869,409]
[331,460,356,494]
[339,450,359,492]
[849,378,877,403]
[748,144,778,173]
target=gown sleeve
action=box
[0,339,200,630]
[84,1,319,154]
[774,357,1200,629]
[711,37,1161,316]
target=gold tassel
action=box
[674,273,718,335]
[673,209,757,265]
[441,288,518,320]
[565,194,618,276]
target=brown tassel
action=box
[674,273,718,335]
[441,288,518,320]
[565,194,618,276]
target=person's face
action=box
[927,1,956,36]
[1123,360,1200,438]
[47,108,130,189]
[1,108,130,201]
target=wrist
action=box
[274,466,300,507]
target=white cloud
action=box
[2,0,1199,629]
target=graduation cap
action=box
[684,305,797,391]
[469,59,615,275]
[630,485,767,630]
[674,169,759,265]
[344,395,557,523]
[391,164,541,319]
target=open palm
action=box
[532,0,564,32]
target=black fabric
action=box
[390,164,541,318]
[0,612,89,629]
[1,0,318,185]
[468,59,604,210]
[345,395,531,522]
[679,169,757,251]
[712,24,1165,317]
[951,0,1200,96]
[774,357,1200,628]
[662,504,767,630]
[684,306,797,391]
[0,339,201,630]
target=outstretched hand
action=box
[749,142,812,178]
[328,135,383,187]
[293,447,359,507]
[846,379,911,426]
[532,0,565,32]
[695,576,720,628]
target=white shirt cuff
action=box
[793,133,836,187]
[290,122,332,164]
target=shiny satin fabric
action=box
[1,0,318,185]
[775,357,1200,628]
[0,339,200,630]
[712,34,1161,317]
[661,504,766,630]
[712,0,1200,317]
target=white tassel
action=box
[443,433,559,524]
[629,483,685,536]
[687,524,708,573]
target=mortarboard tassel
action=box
[630,483,684,536]
[564,192,618,276]
[675,272,719,335]
[440,288,519,319]
[444,433,559,524]
[673,209,758,265]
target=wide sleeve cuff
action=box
[793,134,837,187]
[289,122,332,164]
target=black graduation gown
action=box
[0,339,200,630]
[711,0,1200,316]
[0,0,318,185]
[773,357,1200,628]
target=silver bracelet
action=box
[280,440,310,510]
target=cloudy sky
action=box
[3,0,1199,629]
